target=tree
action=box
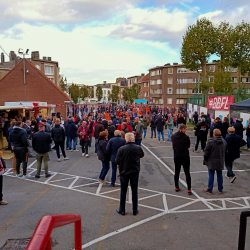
[80,87,89,101]
[181,18,217,82]
[96,86,103,101]
[122,84,141,104]
[131,84,141,100]
[68,84,80,104]
[228,21,250,88]
[59,78,68,93]
[108,85,120,102]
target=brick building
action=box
[0,59,70,118]
[138,73,149,102]
[116,77,128,104]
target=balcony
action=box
[150,93,162,98]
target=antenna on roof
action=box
[0,45,10,60]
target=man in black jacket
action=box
[234,118,245,138]
[171,124,192,194]
[94,118,105,153]
[32,124,52,178]
[9,121,29,178]
[116,133,144,215]
[23,120,35,157]
[194,118,208,152]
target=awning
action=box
[230,98,250,112]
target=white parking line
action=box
[96,183,103,194]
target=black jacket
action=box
[102,120,108,130]
[172,131,190,158]
[177,117,186,125]
[31,120,38,133]
[246,127,250,137]
[194,121,208,139]
[155,118,165,132]
[9,127,29,148]
[225,134,246,163]
[65,120,78,138]
[3,121,10,137]
[116,142,144,175]
[193,113,198,124]
[94,122,105,139]
[22,123,32,140]
[221,122,229,138]
[52,125,65,142]
[32,131,52,154]
[234,120,245,138]
[210,121,223,138]
[107,124,116,140]
[97,137,110,162]
[150,119,156,129]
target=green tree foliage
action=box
[59,78,68,93]
[108,86,120,102]
[80,87,89,101]
[212,67,233,94]
[68,84,80,104]
[181,17,217,81]
[96,86,103,101]
[122,84,141,104]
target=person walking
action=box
[23,120,35,157]
[94,118,105,153]
[77,121,90,158]
[87,115,94,147]
[32,124,52,178]
[107,120,116,140]
[0,151,8,205]
[166,114,174,142]
[203,129,227,194]
[142,117,150,139]
[134,117,143,146]
[155,115,166,143]
[194,118,208,152]
[234,118,245,138]
[210,117,223,138]
[150,116,156,138]
[193,111,198,125]
[51,118,69,162]
[116,132,144,215]
[106,130,126,187]
[221,117,229,138]
[177,113,185,128]
[225,127,246,183]
[9,121,30,178]
[97,131,110,184]
[66,116,79,151]
[172,124,192,195]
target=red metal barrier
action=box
[26,214,82,250]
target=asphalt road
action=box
[1,128,250,250]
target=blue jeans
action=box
[225,161,235,178]
[135,139,142,146]
[111,161,118,185]
[67,137,77,150]
[207,169,223,192]
[157,131,164,141]
[167,129,173,141]
[99,161,110,181]
[143,129,147,138]
[247,136,250,149]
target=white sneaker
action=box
[85,154,89,158]
[158,141,161,143]
[163,141,166,143]
[57,158,61,162]
[73,149,79,152]
[64,157,69,160]
[82,153,86,157]
[225,174,231,179]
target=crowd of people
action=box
[0,105,249,216]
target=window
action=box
[157,79,162,85]
[168,68,173,74]
[209,87,214,94]
[153,98,155,103]
[176,89,187,94]
[241,77,247,83]
[144,92,147,97]
[210,65,215,72]
[192,89,202,94]
[150,80,156,85]
[231,77,237,83]
[209,76,214,83]
[246,78,250,83]
[176,99,185,104]
[167,98,172,104]
[177,68,187,73]
[49,78,54,83]
[151,71,155,76]
[168,88,173,94]
[103,90,106,94]
[177,78,187,84]
[108,90,110,94]
[156,70,162,75]
[150,89,162,94]
[134,78,137,83]
[159,99,163,104]
[44,65,54,75]
[225,66,237,72]
[144,82,147,87]
[168,78,173,84]
[192,78,198,83]
[36,65,40,70]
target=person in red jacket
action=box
[117,118,132,132]
[77,121,90,158]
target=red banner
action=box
[207,95,234,110]
[56,104,63,107]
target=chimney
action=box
[1,53,4,63]
[9,51,16,61]
[103,81,106,85]
[164,63,171,66]
[141,73,145,76]
[31,51,39,59]
[48,57,51,61]
[173,63,178,65]
[43,56,46,60]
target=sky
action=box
[0,0,250,86]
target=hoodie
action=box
[171,131,190,158]
[204,136,227,170]
[9,127,29,148]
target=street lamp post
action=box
[197,69,202,106]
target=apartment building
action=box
[116,77,128,104]
[148,62,246,106]
[93,81,112,103]
[127,74,144,87]
[138,73,149,102]
[30,51,61,86]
